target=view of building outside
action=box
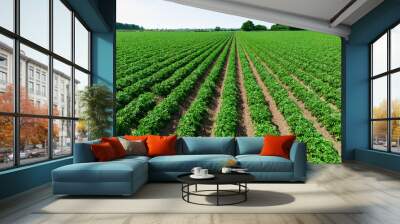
[0,0,90,170]
[0,39,82,169]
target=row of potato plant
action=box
[246,43,341,140]
[116,38,228,109]
[133,37,233,134]
[213,39,240,136]
[241,43,340,163]
[176,38,232,136]
[237,41,279,136]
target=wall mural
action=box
[116,28,342,164]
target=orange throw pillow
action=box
[101,137,126,158]
[260,135,296,159]
[146,135,177,157]
[91,142,117,162]
[124,135,148,142]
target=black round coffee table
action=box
[177,173,255,206]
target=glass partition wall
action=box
[371,23,400,153]
[0,0,91,170]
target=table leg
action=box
[187,184,190,202]
[181,184,183,199]
[195,184,198,192]
[245,183,247,201]
[217,184,219,206]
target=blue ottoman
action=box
[52,157,148,196]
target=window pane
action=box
[75,120,88,143]
[53,0,72,60]
[372,33,387,76]
[391,120,400,153]
[391,24,400,70]
[20,0,49,49]
[391,72,400,118]
[372,121,388,151]
[0,116,13,170]
[20,44,49,115]
[372,76,387,119]
[0,34,14,112]
[53,119,72,157]
[0,0,14,31]
[53,59,72,117]
[75,18,89,70]
[20,117,49,165]
[74,69,89,118]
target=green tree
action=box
[116,22,144,30]
[215,26,221,31]
[270,24,303,31]
[270,24,290,31]
[254,24,267,31]
[241,20,255,31]
[80,84,114,139]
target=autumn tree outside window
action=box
[0,0,91,170]
[371,23,400,154]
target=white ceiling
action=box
[166,0,384,37]
[227,0,352,22]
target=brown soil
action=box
[236,45,255,136]
[288,73,340,112]
[154,96,164,103]
[203,44,231,136]
[249,51,341,154]
[159,41,228,135]
[245,52,292,135]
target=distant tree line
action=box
[116,22,144,30]
[270,24,303,31]
[240,20,303,31]
[116,21,303,32]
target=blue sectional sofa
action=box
[52,137,307,196]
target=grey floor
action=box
[0,162,400,224]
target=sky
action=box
[0,0,88,73]
[117,0,273,29]
[372,29,400,108]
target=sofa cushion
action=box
[235,137,263,155]
[180,137,235,155]
[147,135,177,157]
[91,142,118,161]
[236,155,293,172]
[116,155,150,163]
[73,140,100,163]
[124,135,149,142]
[149,154,235,172]
[119,138,147,156]
[53,158,147,183]
[101,137,127,158]
[260,135,296,159]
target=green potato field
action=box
[116,31,341,163]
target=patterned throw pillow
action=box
[119,137,147,156]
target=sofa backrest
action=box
[74,136,285,160]
[73,140,100,163]
[235,137,264,155]
[178,137,235,155]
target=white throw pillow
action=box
[118,137,147,156]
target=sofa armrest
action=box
[73,140,100,163]
[289,141,307,182]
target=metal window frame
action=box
[370,23,400,155]
[0,0,92,171]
